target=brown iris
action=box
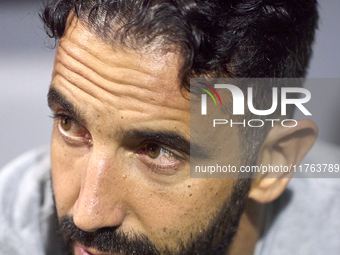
[146,143,161,159]
[60,116,72,131]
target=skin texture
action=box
[50,15,243,254]
[49,14,318,255]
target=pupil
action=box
[61,117,71,131]
[147,144,160,158]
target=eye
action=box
[138,143,183,174]
[53,113,92,145]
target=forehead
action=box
[52,14,190,116]
[51,14,192,141]
[54,14,188,101]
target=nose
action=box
[73,148,126,232]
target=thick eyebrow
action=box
[123,130,210,158]
[47,87,87,126]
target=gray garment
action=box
[255,177,340,255]
[0,142,339,255]
[255,140,340,255]
[0,146,62,255]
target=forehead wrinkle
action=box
[55,73,190,127]
[54,59,189,115]
[52,76,103,114]
[56,44,155,99]
[55,45,189,113]
[60,21,181,91]
[54,68,189,122]
[116,109,190,125]
[57,40,161,93]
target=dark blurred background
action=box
[0,0,340,168]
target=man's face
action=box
[49,16,245,255]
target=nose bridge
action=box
[73,147,125,232]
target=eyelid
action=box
[50,107,82,125]
[52,112,92,145]
[51,112,80,126]
[141,141,185,160]
[137,142,185,175]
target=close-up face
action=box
[49,15,244,255]
[1,1,333,255]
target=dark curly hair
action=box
[41,0,318,86]
[41,0,319,166]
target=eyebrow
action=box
[47,87,87,126]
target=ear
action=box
[248,119,318,203]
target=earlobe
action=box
[248,119,318,203]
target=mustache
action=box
[58,216,159,255]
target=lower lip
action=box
[74,243,94,255]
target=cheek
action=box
[130,178,234,248]
[50,128,84,216]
